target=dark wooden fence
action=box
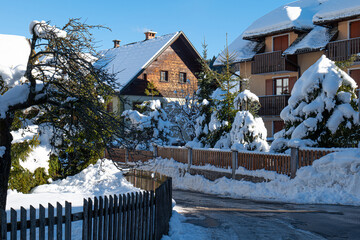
[105,146,355,178]
[258,95,290,116]
[326,37,360,62]
[0,171,172,240]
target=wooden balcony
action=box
[258,95,290,116]
[251,51,298,75]
[326,37,360,62]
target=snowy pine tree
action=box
[271,56,360,152]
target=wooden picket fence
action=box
[105,146,353,177]
[0,171,172,240]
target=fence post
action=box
[231,150,238,179]
[152,143,158,159]
[290,147,299,179]
[125,148,129,164]
[187,146,193,172]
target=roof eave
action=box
[243,27,310,41]
[314,13,360,26]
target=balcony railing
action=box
[258,95,290,116]
[326,37,360,62]
[251,51,298,74]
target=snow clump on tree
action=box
[122,100,175,150]
[271,55,359,152]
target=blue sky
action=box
[1,0,291,58]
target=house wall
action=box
[298,51,324,76]
[121,44,198,99]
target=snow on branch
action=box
[29,20,67,39]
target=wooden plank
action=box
[39,205,46,240]
[103,196,109,240]
[10,209,16,240]
[150,191,154,240]
[144,191,149,240]
[139,192,144,240]
[20,207,27,239]
[57,202,63,240]
[48,204,55,240]
[65,202,71,240]
[126,193,131,240]
[117,195,123,240]
[82,199,88,240]
[93,197,98,240]
[0,210,6,240]
[108,195,113,240]
[98,196,103,240]
[130,193,135,240]
[113,195,118,240]
[134,192,139,240]
[30,206,36,240]
[88,198,93,238]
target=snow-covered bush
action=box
[271,55,360,152]
[121,100,176,150]
[230,111,269,151]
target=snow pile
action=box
[271,55,359,151]
[140,149,360,205]
[242,0,324,39]
[234,90,259,106]
[284,26,336,55]
[230,111,269,152]
[0,34,30,88]
[29,21,67,39]
[6,159,139,211]
[313,0,360,23]
[0,85,30,118]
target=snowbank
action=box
[140,150,360,206]
[313,0,360,23]
[6,159,139,211]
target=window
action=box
[273,34,289,52]
[179,72,187,83]
[275,77,289,95]
[106,102,113,113]
[160,71,168,82]
[143,73,147,81]
[350,20,360,39]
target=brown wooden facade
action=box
[120,35,201,99]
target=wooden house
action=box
[97,31,202,114]
[214,0,360,138]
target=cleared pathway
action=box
[173,190,360,240]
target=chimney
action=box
[113,39,121,48]
[144,31,157,40]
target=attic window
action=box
[160,71,169,82]
[179,72,187,83]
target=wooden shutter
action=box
[289,77,297,94]
[273,35,289,52]
[350,69,360,89]
[266,79,273,95]
[350,20,360,39]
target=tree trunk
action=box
[0,115,14,211]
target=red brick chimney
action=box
[144,31,157,40]
[113,39,121,48]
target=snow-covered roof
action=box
[313,0,360,24]
[0,34,30,87]
[213,34,264,66]
[243,0,324,40]
[283,26,337,55]
[96,32,180,91]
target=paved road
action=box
[172,190,360,240]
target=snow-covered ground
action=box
[5,159,208,239]
[139,149,360,206]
